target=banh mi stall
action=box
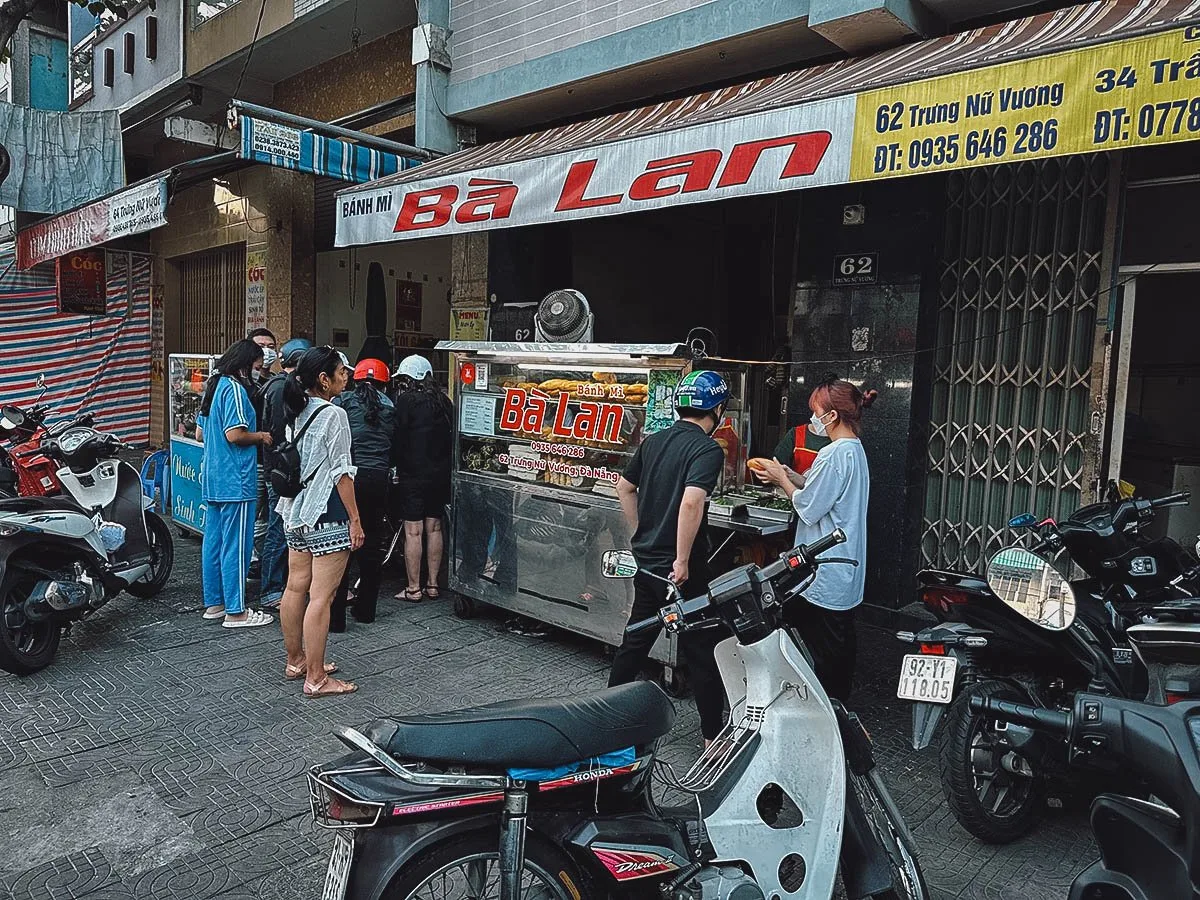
[438,342,791,679]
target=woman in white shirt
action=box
[277,347,365,698]
[753,377,876,702]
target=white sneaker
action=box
[223,609,274,629]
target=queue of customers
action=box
[197,334,452,698]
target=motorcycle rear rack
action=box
[308,763,389,830]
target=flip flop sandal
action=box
[203,607,226,620]
[303,677,358,698]
[424,586,441,599]
[285,661,339,680]
[397,588,423,603]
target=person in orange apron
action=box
[772,418,831,476]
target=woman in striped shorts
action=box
[277,347,364,698]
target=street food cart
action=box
[167,354,218,535]
[438,341,794,677]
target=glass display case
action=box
[167,354,217,534]
[440,341,689,666]
[438,342,793,672]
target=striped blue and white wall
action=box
[0,247,151,445]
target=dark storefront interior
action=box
[485,176,945,607]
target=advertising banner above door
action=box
[336,97,856,246]
[335,22,1200,246]
[851,25,1200,180]
[17,178,169,269]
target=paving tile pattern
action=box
[0,534,1096,899]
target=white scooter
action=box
[307,530,926,900]
[0,424,174,675]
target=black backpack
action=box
[267,405,330,499]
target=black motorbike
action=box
[972,611,1200,899]
[307,531,927,900]
[896,488,1200,843]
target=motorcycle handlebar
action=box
[969,696,1072,738]
[805,528,848,559]
[625,616,660,636]
[1151,491,1191,509]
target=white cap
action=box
[395,355,433,380]
[337,351,350,369]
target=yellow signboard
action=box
[851,25,1200,181]
[450,307,489,341]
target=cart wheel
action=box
[176,526,196,540]
[453,595,478,619]
[660,666,690,699]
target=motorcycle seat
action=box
[363,681,676,769]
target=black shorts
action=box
[395,477,449,522]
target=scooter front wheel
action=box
[126,513,175,599]
[848,768,929,900]
[381,830,594,900]
[0,569,61,675]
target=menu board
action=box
[56,249,107,315]
[461,395,496,437]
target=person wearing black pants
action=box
[610,564,727,739]
[610,370,733,746]
[331,467,390,628]
[330,358,398,631]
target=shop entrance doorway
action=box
[1110,268,1200,545]
[176,243,248,355]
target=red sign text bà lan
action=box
[499,388,623,444]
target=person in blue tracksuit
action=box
[197,339,276,628]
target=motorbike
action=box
[894,488,1200,843]
[971,610,1200,899]
[0,388,97,499]
[306,530,927,900]
[0,423,174,675]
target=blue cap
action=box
[280,338,313,367]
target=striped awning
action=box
[363,0,1200,187]
[238,116,421,184]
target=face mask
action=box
[810,411,833,437]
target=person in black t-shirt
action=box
[610,370,730,744]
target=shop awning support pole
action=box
[228,100,436,161]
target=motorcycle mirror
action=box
[986,546,1076,632]
[601,550,638,579]
[1008,513,1038,529]
[0,405,26,433]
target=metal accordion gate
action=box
[920,155,1117,573]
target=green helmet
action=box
[675,370,730,411]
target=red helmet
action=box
[353,358,389,383]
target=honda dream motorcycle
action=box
[307,530,928,900]
[896,486,1200,843]
[0,414,174,674]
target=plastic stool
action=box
[140,449,169,513]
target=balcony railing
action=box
[70,37,94,105]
